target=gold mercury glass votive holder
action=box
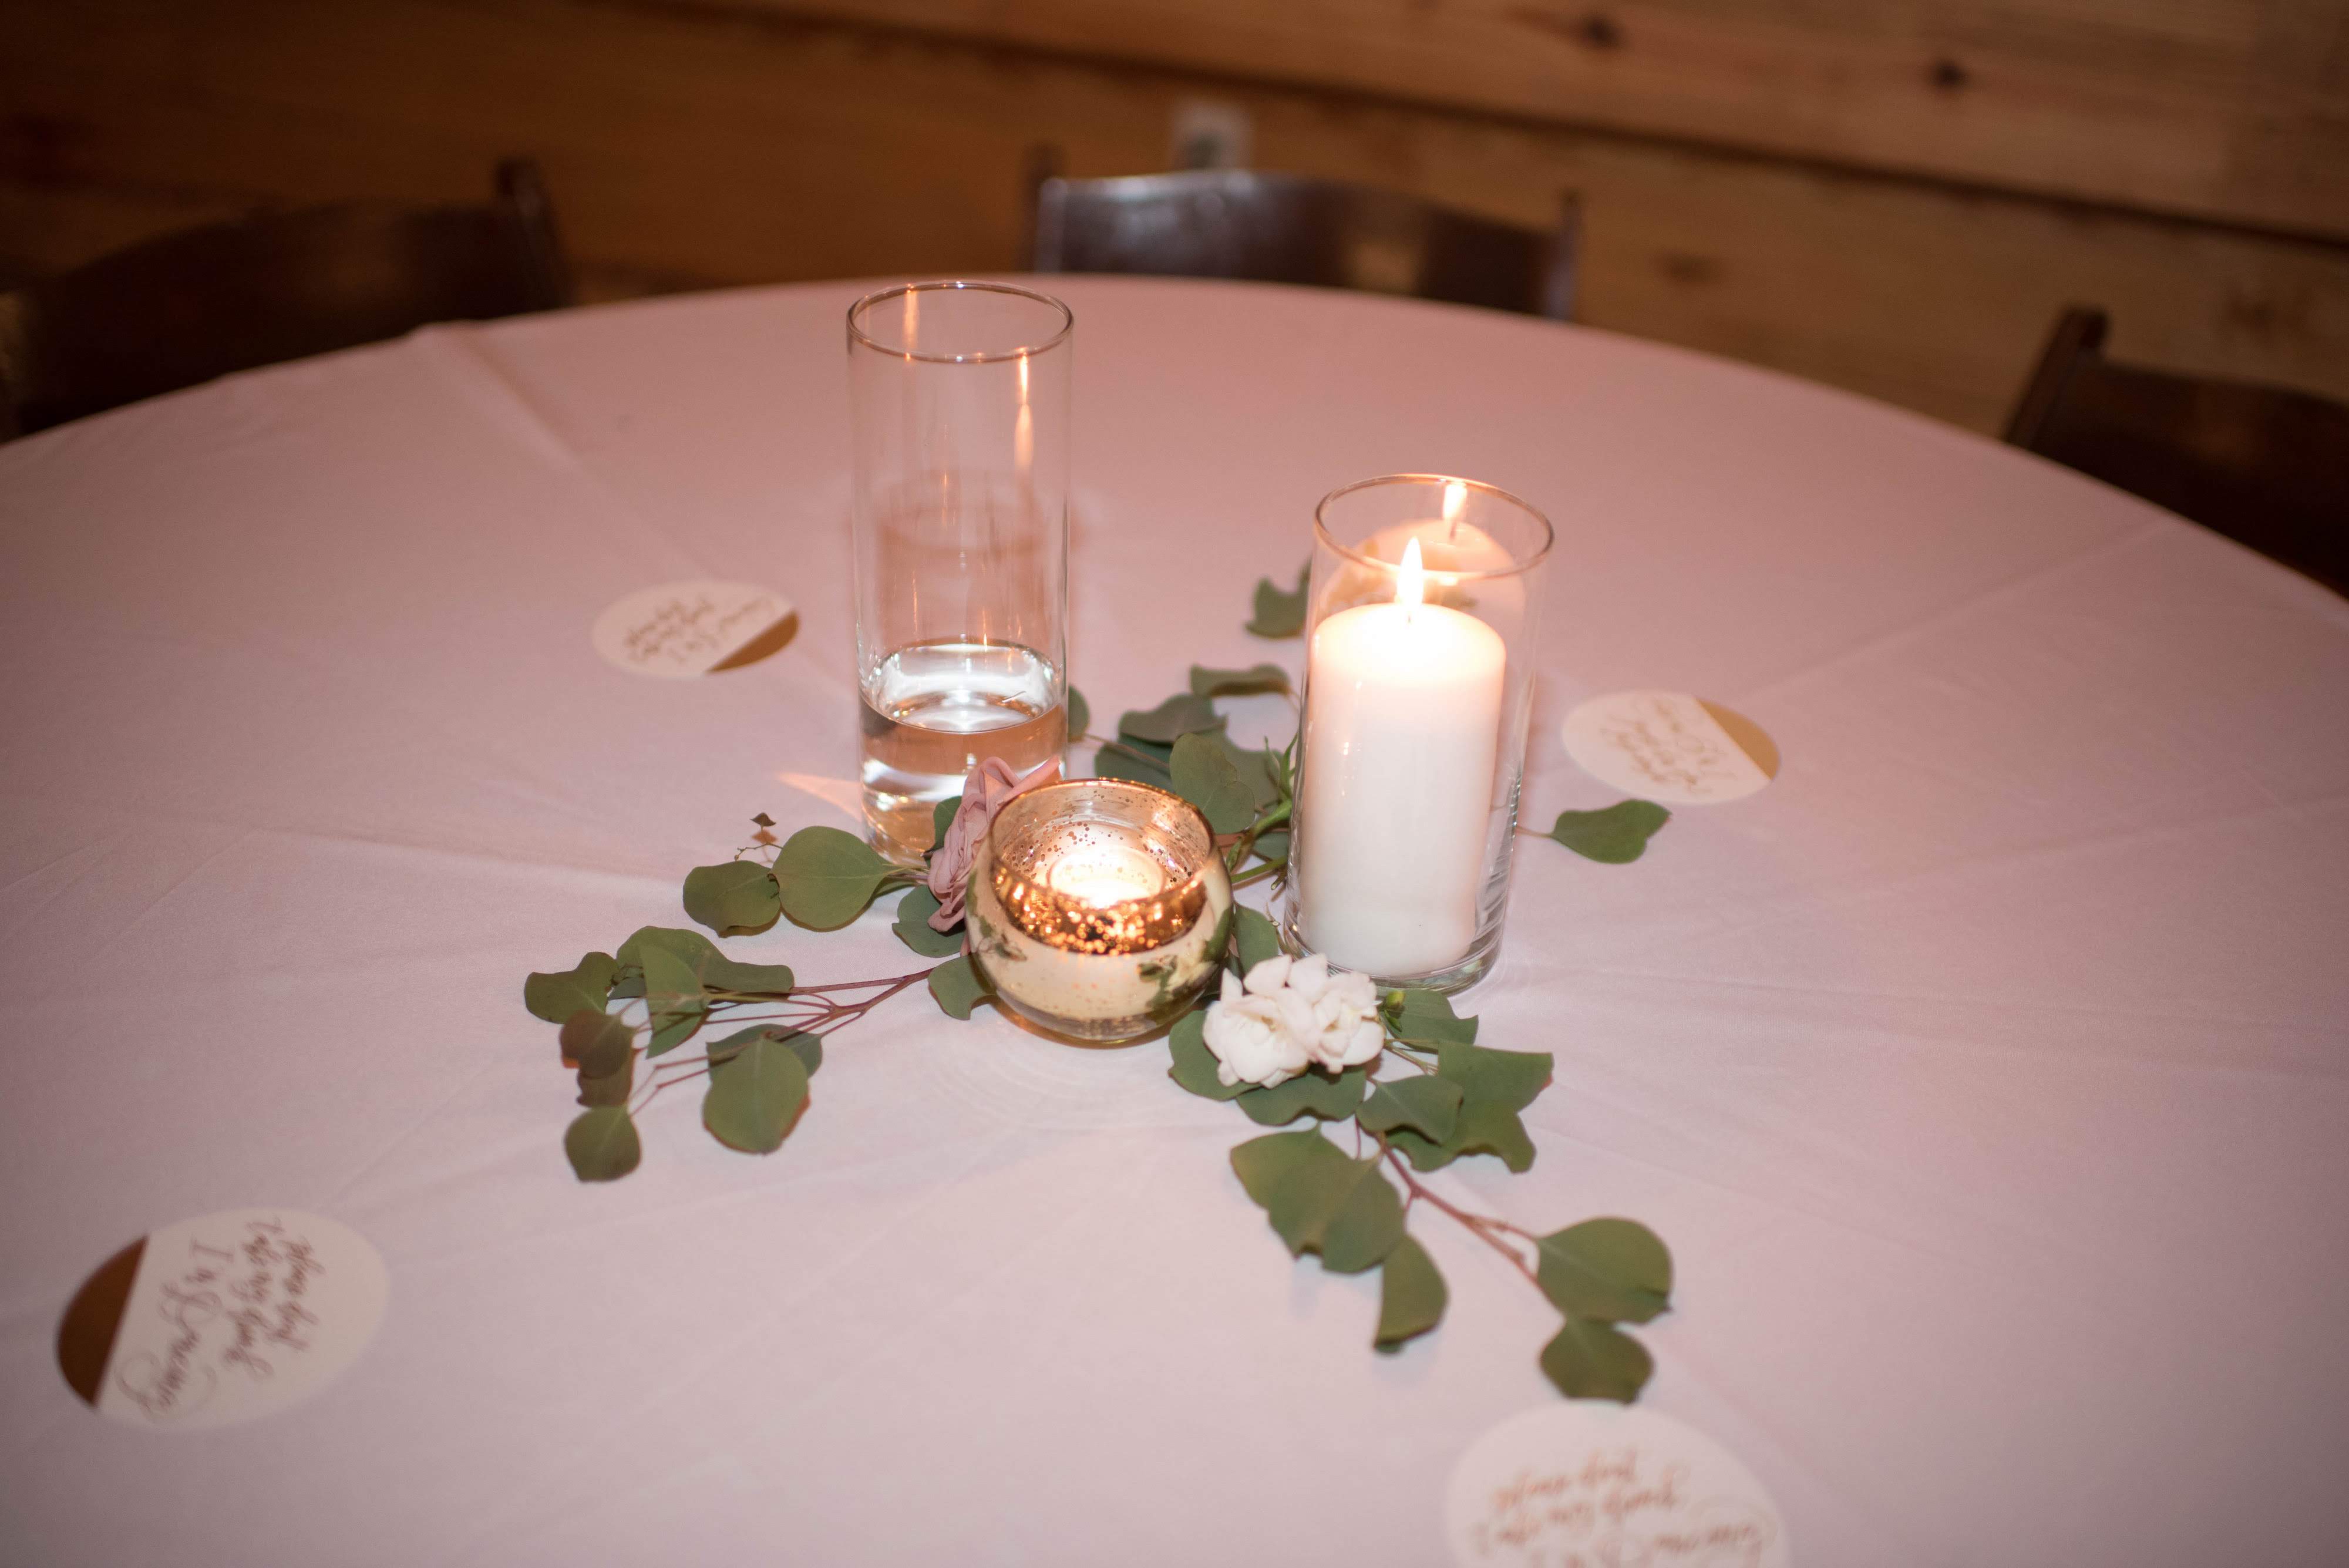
[965,779,1235,1044]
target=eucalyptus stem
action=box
[1381,1143,1541,1288]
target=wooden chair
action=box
[1026,152,1579,321]
[2004,308,2349,595]
[0,159,571,438]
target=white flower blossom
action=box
[1200,952,1383,1088]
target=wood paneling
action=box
[762,0,2349,238]
[2,0,2345,435]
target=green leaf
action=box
[930,795,963,853]
[524,951,617,1024]
[1189,662,1291,699]
[613,927,793,998]
[639,944,708,1057]
[892,884,966,956]
[1250,830,1290,864]
[1246,563,1310,638]
[1167,1008,1247,1100]
[701,1034,810,1153]
[1318,1159,1405,1273]
[1385,1039,1553,1172]
[1232,905,1284,973]
[928,954,991,1020]
[1220,738,1284,810]
[1170,732,1258,833]
[682,859,782,936]
[1547,800,1672,864]
[576,1051,634,1107]
[1534,1219,1672,1324]
[1228,1132,1401,1271]
[1375,1235,1448,1351]
[1386,988,1479,1047]
[1118,693,1225,745]
[705,1024,822,1076]
[1358,1074,1464,1143]
[564,1106,641,1182]
[1093,738,1174,789]
[558,1010,635,1079]
[771,826,896,930]
[1539,1317,1654,1402]
[1237,1065,1367,1125]
[1066,686,1091,738]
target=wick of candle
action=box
[1397,536,1426,621]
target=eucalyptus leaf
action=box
[1251,830,1290,864]
[1189,662,1291,699]
[1385,1039,1552,1171]
[701,1034,810,1153]
[1232,905,1284,973]
[704,1024,823,1076]
[1547,800,1672,864]
[928,954,991,1020]
[564,1106,641,1182]
[1317,1158,1405,1273]
[1358,1074,1464,1143]
[640,945,709,1058]
[1170,732,1258,833]
[1237,1065,1366,1126]
[558,1009,635,1079]
[1227,1131,1400,1270]
[772,826,896,930]
[893,884,965,956]
[576,1050,634,1107]
[1118,693,1225,745]
[1167,1009,1246,1101]
[1066,686,1091,738]
[1534,1219,1672,1324]
[1386,988,1479,1047]
[1214,735,1284,810]
[1539,1317,1654,1402]
[1374,1234,1448,1351]
[930,795,963,853]
[1247,563,1310,638]
[682,859,782,937]
[1093,738,1174,789]
[524,951,617,1024]
[614,927,792,998]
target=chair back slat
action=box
[2006,308,2349,595]
[1,158,569,437]
[1031,165,1577,321]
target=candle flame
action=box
[1441,478,1466,539]
[1397,537,1426,610]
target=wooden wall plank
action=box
[2,0,2345,435]
[751,0,2349,238]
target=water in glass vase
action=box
[860,640,1066,863]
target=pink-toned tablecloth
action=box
[3,277,2344,1567]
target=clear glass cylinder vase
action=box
[847,281,1073,863]
[1279,475,1553,992]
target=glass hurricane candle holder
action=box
[966,779,1234,1044]
[1280,474,1553,993]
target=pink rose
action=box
[927,755,1063,931]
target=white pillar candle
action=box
[1298,539,1506,977]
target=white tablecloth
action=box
[3,278,2344,1567]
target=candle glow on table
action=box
[1297,536,1507,978]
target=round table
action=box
[4,278,2344,1567]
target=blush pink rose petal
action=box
[927,755,1064,931]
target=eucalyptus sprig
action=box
[1164,906,1674,1401]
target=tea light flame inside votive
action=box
[1044,843,1167,906]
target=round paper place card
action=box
[1446,1404,1789,1567]
[593,579,797,678]
[57,1208,388,1431]
[1563,691,1778,806]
